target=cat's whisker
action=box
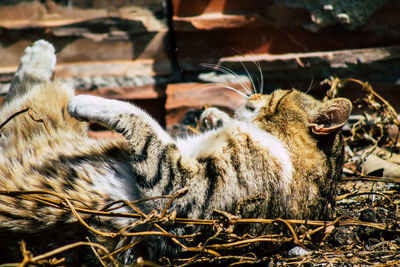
[213,83,249,99]
[237,61,257,96]
[201,63,252,95]
[248,51,264,94]
[201,63,253,96]
[255,60,264,94]
[188,83,249,101]
[215,66,253,96]
[230,48,258,95]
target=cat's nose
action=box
[249,94,263,101]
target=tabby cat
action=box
[0,40,351,264]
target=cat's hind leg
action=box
[0,40,86,137]
[5,40,56,103]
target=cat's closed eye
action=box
[245,104,256,111]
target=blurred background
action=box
[0,0,399,133]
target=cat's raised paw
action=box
[67,95,106,122]
[67,95,133,123]
[199,107,231,131]
[17,40,56,82]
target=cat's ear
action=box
[309,98,352,135]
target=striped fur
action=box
[0,40,351,263]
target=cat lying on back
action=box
[0,40,351,264]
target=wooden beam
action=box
[0,1,166,31]
[219,46,400,71]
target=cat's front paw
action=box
[18,40,56,82]
[199,107,231,131]
[67,95,133,123]
[67,95,106,122]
